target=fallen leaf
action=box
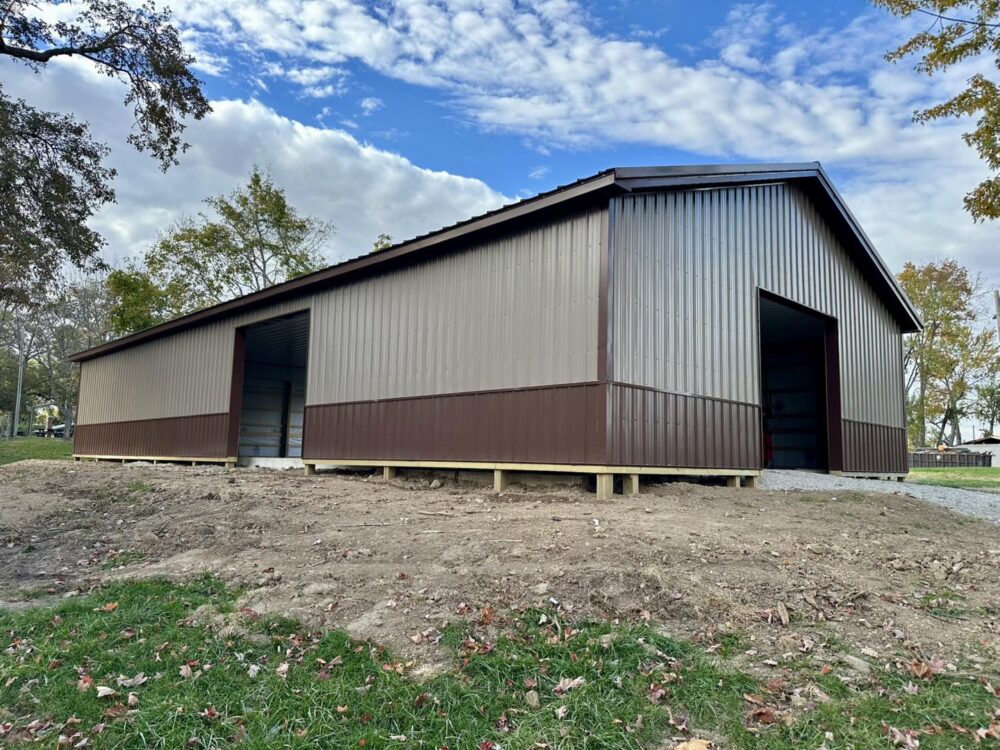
[179,665,192,678]
[750,706,778,725]
[553,676,585,695]
[675,741,713,750]
[776,602,790,627]
[77,675,94,692]
[127,692,139,708]
[95,602,119,613]
[95,686,117,699]
[276,662,289,680]
[554,705,568,719]
[116,673,147,688]
[479,607,495,626]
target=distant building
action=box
[954,436,1000,455]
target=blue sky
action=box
[3,0,996,283]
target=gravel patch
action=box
[760,469,1000,524]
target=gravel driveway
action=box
[760,469,1000,524]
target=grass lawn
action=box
[2,579,997,749]
[908,466,1000,491]
[0,436,73,466]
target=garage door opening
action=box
[235,312,309,458]
[758,294,841,471]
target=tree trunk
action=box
[916,358,927,447]
[12,327,26,438]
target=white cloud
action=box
[155,0,997,276]
[0,59,507,267]
[359,96,383,115]
[528,165,550,180]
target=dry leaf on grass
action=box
[553,676,585,694]
[675,740,713,750]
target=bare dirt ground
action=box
[1,459,998,679]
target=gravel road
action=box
[759,469,1000,524]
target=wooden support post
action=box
[726,476,740,488]
[596,473,614,499]
[304,463,315,476]
[743,475,759,489]
[622,473,640,496]
[383,466,397,480]
[493,469,508,492]
[225,461,236,470]
[191,461,197,467]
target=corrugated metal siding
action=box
[307,208,604,404]
[304,384,604,464]
[843,420,908,474]
[608,384,760,469]
[610,184,905,429]
[74,414,229,457]
[77,299,311,425]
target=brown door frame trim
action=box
[756,288,844,473]
[225,327,246,459]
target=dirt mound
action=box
[1,460,997,675]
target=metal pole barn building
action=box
[70,163,922,496]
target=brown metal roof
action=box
[70,162,921,362]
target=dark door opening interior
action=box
[238,312,309,458]
[759,295,830,470]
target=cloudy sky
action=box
[2,0,997,284]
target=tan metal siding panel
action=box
[307,208,603,404]
[77,299,311,425]
[610,183,905,429]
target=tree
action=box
[106,265,188,337]
[33,275,113,433]
[108,168,332,335]
[875,1,1000,219]
[372,233,393,252]
[898,259,997,446]
[0,0,211,305]
[974,379,1000,435]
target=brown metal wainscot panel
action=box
[74,413,229,458]
[303,383,605,465]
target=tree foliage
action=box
[875,0,1000,219]
[898,259,998,446]
[105,265,188,337]
[0,273,111,435]
[0,0,210,306]
[108,168,332,335]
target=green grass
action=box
[1,579,997,749]
[0,436,73,465]
[908,467,1000,490]
[98,549,147,570]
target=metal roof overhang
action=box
[70,162,921,362]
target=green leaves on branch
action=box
[875,0,1000,220]
[0,0,211,169]
[0,92,113,306]
[0,0,210,307]
[108,168,332,336]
